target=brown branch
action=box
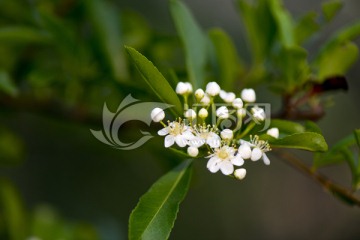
[273,149,360,207]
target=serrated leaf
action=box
[295,12,320,44]
[0,70,18,97]
[170,0,207,89]
[268,132,328,152]
[304,121,322,134]
[208,28,243,90]
[85,0,129,81]
[125,46,182,116]
[269,119,305,134]
[322,0,343,22]
[316,41,358,80]
[129,159,193,240]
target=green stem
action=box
[237,121,256,139]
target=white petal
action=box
[158,127,169,136]
[238,144,252,159]
[231,155,244,166]
[207,157,221,173]
[251,147,263,161]
[263,153,270,165]
[207,133,221,148]
[219,161,234,175]
[164,135,175,148]
[175,136,187,147]
[189,137,205,148]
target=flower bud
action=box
[184,109,197,119]
[216,106,229,119]
[220,129,233,140]
[251,106,265,121]
[184,82,193,93]
[232,98,243,109]
[187,146,199,157]
[220,91,236,103]
[251,147,263,161]
[200,95,211,106]
[238,144,252,159]
[267,127,279,139]
[241,88,256,102]
[176,82,192,95]
[205,82,221,96]
[198,108,208,118]
[234,168,247,180]
[151,108,165,122]
[195,88,205,100]
[237,108,247,118]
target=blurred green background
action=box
[0,0,360,239]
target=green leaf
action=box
[237,0,276,64]
[269,119,305,135]
[273,46,310,91]
[313,133,355,168]
[304,121,322,134]
[0,71,18,97]
[322,0,343,22]
[125,46,183,116]
[316,41,359,80]
[170,0,208,89]
[0,179,27,240]
[269,0,295,47]
[208,28,244,90]
[85,0,129,82]
[315,22,360,64]
[0,26,49,43]
[295,12,320,44]
[129,159,193,240]
[268,132,328,152]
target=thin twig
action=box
[273,149,360,207]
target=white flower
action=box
[241,88,256,102]
[234,168,247,180]
[220,90,236,103]
[176,82,192,95]
[195,88,205,100]
[220,129,233,140]
[200,94,211,106]
[238,143,252,159]
[241,136,271,165]
[267,127,279,139]
[232,98,243,109]
[206,145,244,175]
[198,108,208,118]
[216,106,229,119]
[205,82,221,96]
[151,108,165,122]
[188,124,220,148]
[187,146,199,157]
[251,106,266,121]
[158,120,194,148]
[184,109,197,119]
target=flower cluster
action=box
[151,81,279,180]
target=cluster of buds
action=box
[151,81,279,180]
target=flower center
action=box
[217,148,229,160]
[170,122,182,136]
